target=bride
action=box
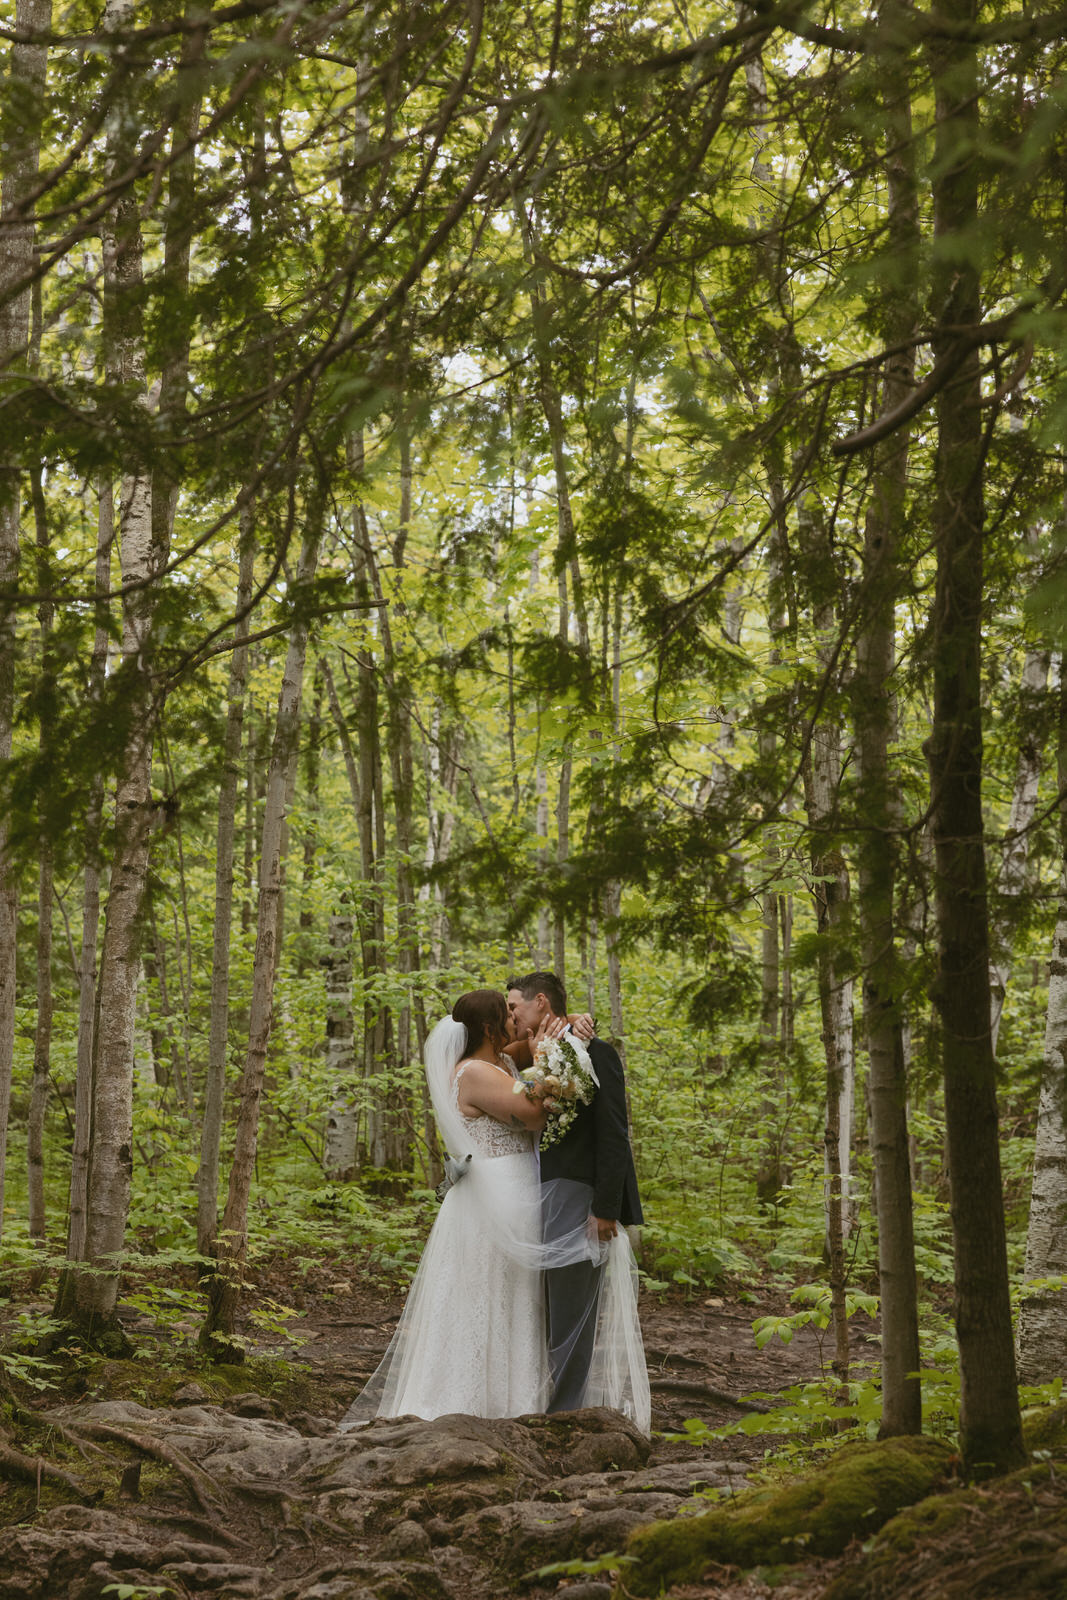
[339,988,649,1431]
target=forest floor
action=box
[1,1261,1065,1600]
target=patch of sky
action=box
[442,352,484,389]
[783,37,817,75]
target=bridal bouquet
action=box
[513,1033,597,1149]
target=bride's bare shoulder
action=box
[453,1057,511,1081]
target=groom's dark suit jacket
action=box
[539,1036,643,1226]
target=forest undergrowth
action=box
[2,1247,1065,1600]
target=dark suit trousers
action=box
[546,1257,604,1411]
[543,1178,603,1412]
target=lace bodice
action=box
[452,1062,534,1158]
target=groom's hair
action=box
[507,970,567,1017]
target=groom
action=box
[506,970,643,1414]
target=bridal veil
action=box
[339,1015,649,1433]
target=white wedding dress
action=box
[339,1018,650,1433]
[340,1065,549,1423]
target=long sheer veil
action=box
[339,1014,650,1433]
[424,1015,476,1163]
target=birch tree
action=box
[322,903,357,1181]
[989,634,1052,1054]
[1016,663,1067,1380]
[65,484,113,1273]
[197,512,256,1262]
[59,0,171,1335]
[853,6,922,1436]
[201,505,324,1358]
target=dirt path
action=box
[1,1274,841,1600]
[6,1273,1059,1600]
[295,1273,834,1456]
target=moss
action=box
[822,1458,1067,1600]
[1021,1401,1067,1457]
[619,1436,955,1597]
[73,1351,329,1413]
[820,1486,974,1597]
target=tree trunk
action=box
[519,202,593,991]
[0,0,51,1243]
[201,515,322,1358]
[535,762,550,965]
[63,0,165,1337]
[924,0,1024,1473]
[421,707,460,967]
[27,851,53,1242]
[349,572,391,1172]
[242,682,258,936]
[1016,663,1067,1382]
[64,482,112,1275]
[855,6,922,1436]
[322,905,356,1181]
[27,464,54,1243]
[799,511,853,1387]
[298,665,324,960]
[362,526,421,1172]
[989,640,1051,1053]
[602,582,627,1065]
[196,510,255,1263]
[321,657,362,1180]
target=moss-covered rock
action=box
[70,1351,334,1416]
[618,1435,955,1597]
[822,1457,1067,1599]
[821,1486,974,1598]
[1021,1401,1067,1457]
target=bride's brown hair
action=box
[452,989,509,1053]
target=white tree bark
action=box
[66,0,161,1330]
[202,517,321,1354]
[197,509,255,1261]
[989,643,1052,1054]
[323,908,356,1181]
[1017,665,1067,1383]
[603,587,627,1069]
[796,489,854,1389]
[855,21,922,1431]
[1016,888,1067,1383]
[27,797,53,1241]
[420,708,460,966]
[76,465,155,1325]
[65,483,113,1270]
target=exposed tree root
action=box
[0,1437,90,1499]
[37,1416,108,1460]
[65,1421,222,1515]
[648,1377,770,1412]
[134,1506,257,1549]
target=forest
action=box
[2,1,1067,1597]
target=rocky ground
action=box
[3,1273,1063,1600]
[0,1274,832,1600]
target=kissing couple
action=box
[340,971,649,1433]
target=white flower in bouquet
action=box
[512,1032,597,1148]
